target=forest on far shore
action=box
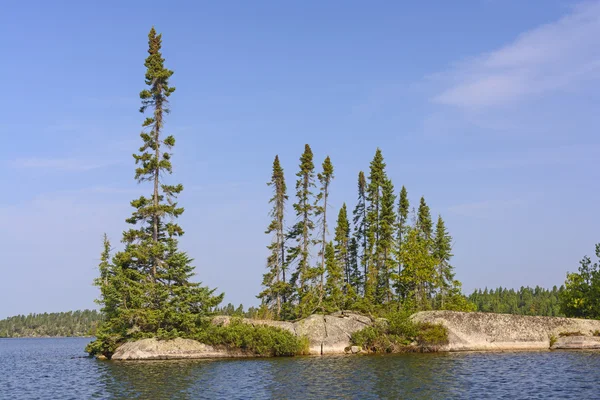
[0,310,101,338]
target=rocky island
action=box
[109,311,600,360]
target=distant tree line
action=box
[0,310,102,338]
[468,286,565,317]
[213,303,262,318]
[258,146,474,320]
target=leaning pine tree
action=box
[87,27,223,357]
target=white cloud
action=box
[433,2,600,108]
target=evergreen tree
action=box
[259,155,288,317]
[398,227,436,310]
[365,149,387,303]
[348,237,362,293]
[324,241,344,312]
[334,204,351,286]
[94,235,121,326]
[376,178,396,304]
[432,215,454,308]
[287,144,317,317]
[417,197,433,240]
[88,28,223,356]
[352,171,368,295]
[316,156,334,308]
[395,186,409,301]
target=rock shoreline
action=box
[110,311,600,360]
[413,311,600,352]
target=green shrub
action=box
[350,310,447,353]
[416,322,448,348]
[549,334,557,347]
[85,333,122,357]
[195,319,305,356]
[87,317,307,358]
[593,330,600,337]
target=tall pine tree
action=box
[377,178,396,304]
[88,28,223,356]
[417,196,433,240]
[259,155,288,317]
[352,171,368,295]
[399,227,436,311]
[365,149,387,304]
[324,241,344,313]
[395,186,410,300]
[316,156,334,308]
[287,144,317,317]
[433,215,454,309]
[334,204,351,286]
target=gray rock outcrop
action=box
[110,311,600,360]
[111,337,253,360]
[551,336,600,350]
[413,311,600,351]
[213,311,371,355]
[111,312,372,360]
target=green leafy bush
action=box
[195,319,307,356]
[416,323,449,348]
[350,311,448,353]
[87,317,308,358]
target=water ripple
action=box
[2,338,600,399]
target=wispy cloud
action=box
[432,2,600,108]
[8,157,117,171]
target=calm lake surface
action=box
[2,338,600,399]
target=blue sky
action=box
[1,1,599,318]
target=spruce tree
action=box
[352,171,368,295]
[287,144,317,317]
[334,204,351,286]
[432,215,454,308]
[259,155,288,317]
[377,178,396,304]
[88,28,223,356]
[93,235,122,335]
[365,149,387,304]
[347,237,362,292]
[395,186,409,301]
[417,196,433,240]
[398,227,436,311]
[315,156,334,308]
[324,241,344,312]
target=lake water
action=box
[2,338,600,399]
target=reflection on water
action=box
[2,338,600,399]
